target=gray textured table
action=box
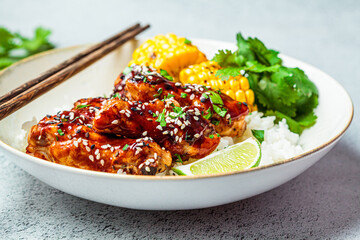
[1,0,359,239]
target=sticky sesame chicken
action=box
[93,97,220,159]
[114,65,249,138]
[26,98,172,175]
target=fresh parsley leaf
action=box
[181,92,187,98]
[251,129,264,144]
[75,104,91,109]
[209,135,214,139]
[209,91,223,105]
[203,109,212,120]
[160,69,173,81]
[156,109,167,127]
[213,105,227,117]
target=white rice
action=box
[239,111,303,166]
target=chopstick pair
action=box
[0,23,150,121]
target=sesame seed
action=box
[145,166,150,172]
[185,89,191,93]
[194,116,199,121]
[89,155,94,161]
[194,133,200,138]
[190,94,195,100]
[199,87,204,91]
[101,145,108,149]
[118,86,123,90]
[154,153,157,159]
[156,125,163,131]
[181,125,185,130]
[100,160,104,166]
[74,141,78,147]
[120,110,125,114]
[110,147,114,152]
[69,112,75,120]
[95,149,99,155]
[149,158,155,163]
[112,120,119,124]
[170,131,173,136]
[142,131,147,136]
[175,136,179,141]
[163,131,169,135]
[86,146,91,152]
[175,82,181,86]
[125,113,130,118]
[83,141,88,146]
[226,114,231,120]
[179,137,183,143]
[174,128,178,134]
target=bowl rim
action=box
[0,40,354,181]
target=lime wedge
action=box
[172,137,261,176]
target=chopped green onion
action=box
[181,93,187,98]
[75,104,91,109]
[57,129,64,136]
[174,154,183,163]
[123,144,129,151]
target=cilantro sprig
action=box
[0,26,55,70]
[160,69,173,81]
[212,33,319,134]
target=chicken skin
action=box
[93,97,220,159]
[26,98,172,175]
[114,65,249,137]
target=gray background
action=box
[0,0,359,239]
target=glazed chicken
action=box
[26,98,172,175]
[93,97,220,159]
[114,65,249,137]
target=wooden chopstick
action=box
[0,24,150,121]
[0,23,140,105]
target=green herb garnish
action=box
[181,93,187,98]
[123,144,129,151]
[203,109,212,120]
[75,104,91,109]
[160,69,173,81]
[184,38,192,45]
[57,129,64,136]
[213,105,227,117]
[201,93,209,99]
[209,91,223,105]
[0,27,55,70]
[174,153,183,163]
[251,129,264,144]
[209,135,214,139]
[212,33,319,134]
[156,109,167,127]
[112,92,121,98]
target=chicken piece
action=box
[93,97,220,160]
[26,97,172,175]
[114,65,249,137]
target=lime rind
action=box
[173,137,261,176]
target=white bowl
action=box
[0,39,353,210]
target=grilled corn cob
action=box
[129,34,207,79]
[179,61,257,111]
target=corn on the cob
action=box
[128,34,207,79]
[179,61,257,111]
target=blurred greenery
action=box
[0,26,55,70]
